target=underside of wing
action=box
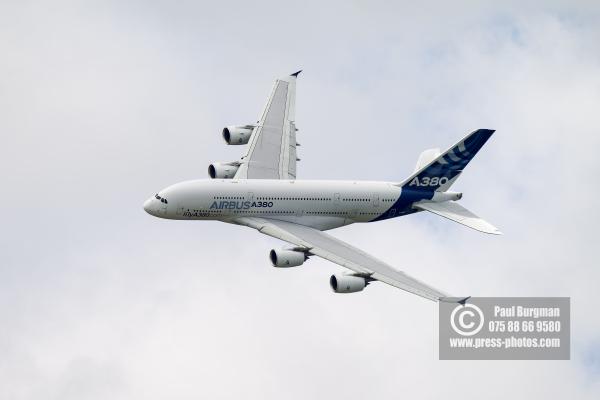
[231,217,451,302]
[234,72,300,180]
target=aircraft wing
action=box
[232,217,454,302]
[234,71,301,180]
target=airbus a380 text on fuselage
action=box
[144,71,501,302]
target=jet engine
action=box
[222,125,253,145]
[329,274,367,293]
[269,249,306,268]
[208,162,240,179]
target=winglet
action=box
[440,296,471,304]
[290,70,303,77]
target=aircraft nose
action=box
[143,198,154,215]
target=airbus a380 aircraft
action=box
[144,71,500,303]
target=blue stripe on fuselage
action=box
[369,188,434,222]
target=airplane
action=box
[143,71,501,303]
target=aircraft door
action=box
[334,193,340,206]
[372,193,380,208]
[346,208,358,224]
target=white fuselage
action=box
[143,179,417,230]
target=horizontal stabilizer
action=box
[414,201,502,235]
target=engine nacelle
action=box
[329,274,366,293]
[222,125,253,145]
[431,191,463,202]
[269,249,306,268]
[208,162,239,179]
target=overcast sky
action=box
[1,0,600,399]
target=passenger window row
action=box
[231,210,295,214]
[209,195,390,203]
[257,197,331,201]
[190,209,378,217]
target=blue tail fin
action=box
[400,129,495,192]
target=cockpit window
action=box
[154,193,168,204]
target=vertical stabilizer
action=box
[400,129,495,192]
